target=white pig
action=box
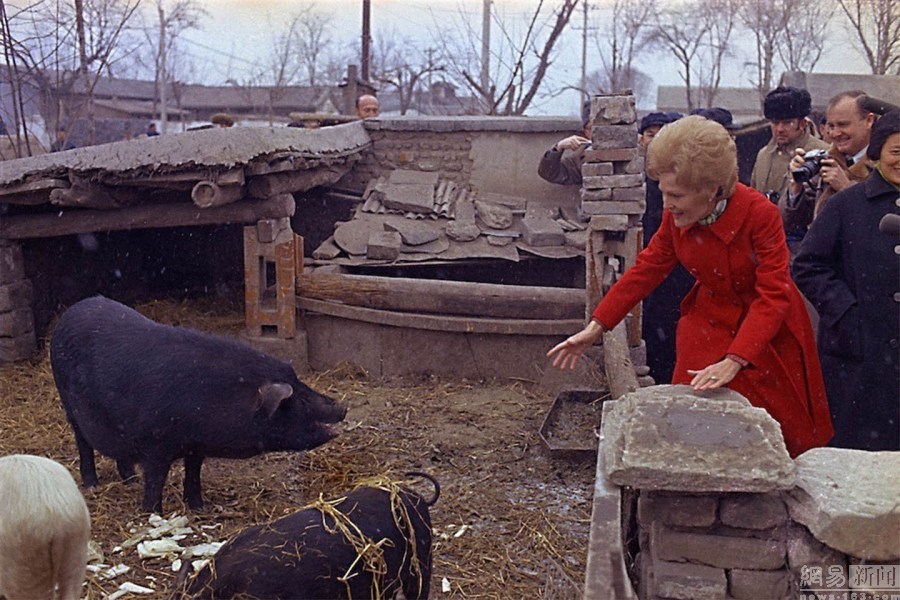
[0,454,91,600]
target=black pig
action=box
[177,472,440,600]
[50,295,346,513]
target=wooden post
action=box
[243,217,296,339]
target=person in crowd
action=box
[751,86,830,256]
[537,117,591,186]
[784,90,876,228]
[791,109,900,452]
[146,122,160,137]
[356,94,380,119]
[639,111,694,384]
[50,125,75,152]
[547,115,833,457]
[693,107,741,135]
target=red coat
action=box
[592,183,833,457]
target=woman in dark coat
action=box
[792,109,900,451]
[549,116,833,457]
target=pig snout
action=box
[303,387,347,424]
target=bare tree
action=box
[591,0,656,97]
[583,67,654,108]
[292,5,334,86]
[372,32,444,115]
[648,0,737,111]
[140,0,205,131]
[836,0,899,74]
[737,0,830,102]
[433,0,578,115]
[3,0,140,149]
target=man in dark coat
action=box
[639,112,694,384]
[792,109,900,451]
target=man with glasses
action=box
[783,90,877,237]
[751,86,829,255]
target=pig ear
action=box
[257,383,293,418]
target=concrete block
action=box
[590,94,637,125]
[0,329,37,362]
[0,242,25,285]
[585,147,641,163]
[720,492,788,530]
[588,214,630,231]
[618,155,645,175]
[638,491,718,528]
[583,174,644,189]
[580,188,613,202]
[0,308,35,338]
[521,217,565,247]
[581,200,646,216]
[612,186,648,202]
[591,125,639,149]
[582,162,614,177]
[653,523,786,570]
[651,558,727,600]
[0,279,33,313]
[729,568,793,599]
[366,231,402,260]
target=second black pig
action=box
[178,472,440,600]
[50,295,346,513]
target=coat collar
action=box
[675,183,755,244]
[865,169,900,199]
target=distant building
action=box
[655,86,764,126]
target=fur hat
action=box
[639,112,670,134]
[764,87,812,120]
[867,108,900,161]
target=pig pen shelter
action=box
[1,94,897,599]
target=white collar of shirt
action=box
[849,147,867,165]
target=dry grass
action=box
[0,297,597,599]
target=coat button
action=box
[708,319,716,326]
[894,292,900,303]
[891,339,899,349]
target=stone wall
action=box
[0,239,36,361]
[585,385,900,600]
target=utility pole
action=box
[158,5,168,134]
[480,0,490,94]
[426,47,435,113]
[361,0,371,83]
[580,0,588,107]
[74,0,94,144]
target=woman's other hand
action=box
[687,357,743,390]
[547,320,604,370]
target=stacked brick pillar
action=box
[582,92,645,349]
[0,240,36,361]
[243,214,302,339]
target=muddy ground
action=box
[0,297,607,599]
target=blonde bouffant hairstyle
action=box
[647,115,739,199]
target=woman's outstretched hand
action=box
[687,357,743,390]
[547,320,605,370]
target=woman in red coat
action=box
[548,115,833,457]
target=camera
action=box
[792,149,829,183]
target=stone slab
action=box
[651,558,726,600]
[591,125,639,149]
[638,491,718,528]
[381,182,436,213]
[581,200,646,216]
[720,492,788,530]
[520,217,565,247]
[729,568,793,599]
[383,220,441,246]
[602,385,796,492]
[0,329,36,362]
[653,523,786,570]
[590,94,637,126]
[0,279,33,312]
[786,448,900,561]
[366,231,402,260]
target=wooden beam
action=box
[297,272,584,320]
[0,195,295,240]
[299,297,583,335]
[247,165,350,198]
[191,182,244,208]
[602,322,639,400]
[102,167,245,188]
[0,178,69,205]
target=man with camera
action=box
[782,90,877,253]
[750,87,827,220]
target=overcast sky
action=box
[182,0,872,115]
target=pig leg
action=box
[139,459,173,513]
[70,421,99,488]
[116,460,137,482]
[183,452,205,510]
